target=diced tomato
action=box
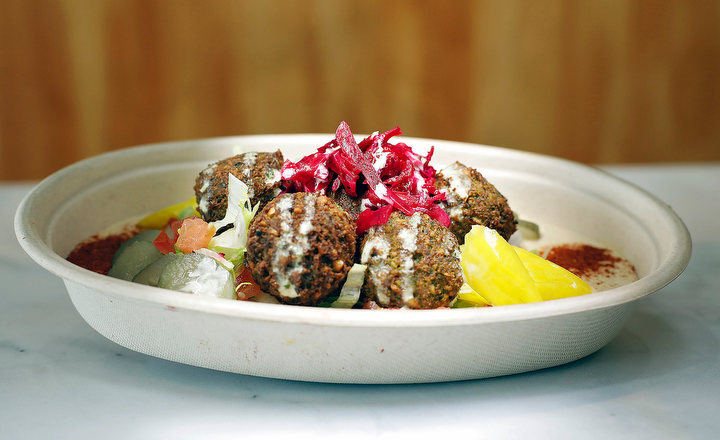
[164,219,183,242]
[175,217,215,253]
[235,266,263,300]
[153,218,183,254]
[153,230,176,254]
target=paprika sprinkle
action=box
[66,229,138,275]
[543,243,638,291]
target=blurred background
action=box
[1,0,718,180]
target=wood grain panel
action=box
[1,0,719,179]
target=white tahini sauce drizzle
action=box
[266,168,281,186]
[298,193,316,235]
[413,170,426,192]
[271,194,317,299]
[271,196,297,298]
[442,162,471,199]
[440,162,471,221]
[397,213,421,303]
[373,148,391,172]
[240,153,258,199]
[449,206,463,219]
[197,163,217,215]
[374,182,388,199]
[361,213,421,306]
[241,152,258,177]
[360,228,391,305]
[316,163,330,180]
[359,198,373,212]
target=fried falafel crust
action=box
[360,211,463,309]
[435,161,516,242]
[246,192,356,306]
[327,187,362,222]
[194,150,284,222]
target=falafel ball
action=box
[434,161,516,242]
[194,150,284,222]
[246,192,356,306]
[327,187,363,222]
[360,211,463,309]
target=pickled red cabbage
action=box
[281,122,449,233]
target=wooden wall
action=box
[1,0,719,180]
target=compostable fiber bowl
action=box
[15,135,691,384]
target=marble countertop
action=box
[2,165,718,439]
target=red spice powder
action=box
[545,244,622,278]
[66,229,139,275]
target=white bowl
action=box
[14,135,691,383]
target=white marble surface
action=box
[2,165,718,439]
